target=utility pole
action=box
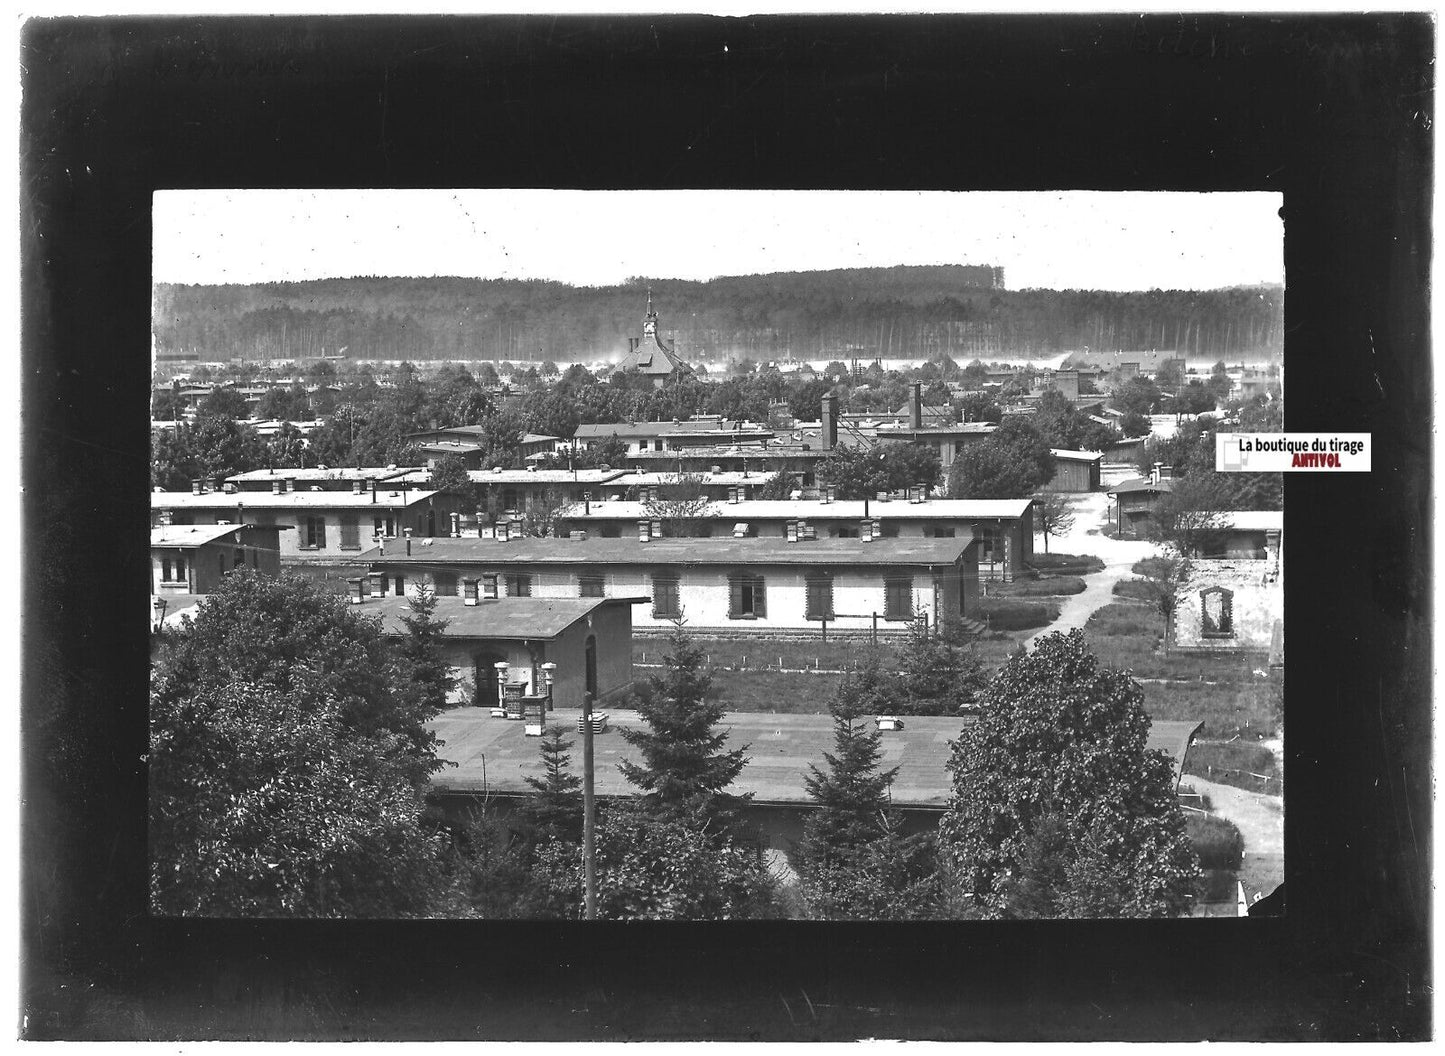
[582,691,597,920]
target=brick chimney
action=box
[190,479,202,495]
[368,571,386,597]
[352,479,364,494]
[463,578,479,606]
[482,572,499,600]
[347,578,365,605]
[638,519,652,542]
[158,509,173,527]
[271,479,282,494]
[285,477,296,493]
[909,382,923,430]
[450,511,460,537]
[821,394,839,451]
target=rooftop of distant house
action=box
[555,498,1034,520]
[151,523,287,548]
[364,595,647,640]
[1107,477,1175,495]
[369,536,976,567]
[152,488,444,508]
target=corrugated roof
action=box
[364,595,640,639]
[152,490,442,509]
[429,710,1202,807]
[555,498,1032,520]
[370,536,973,567]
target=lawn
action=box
[1138,679,1280,740]
[993,575,1087,597]
[976,597,1061,632]
[636,637,889,672]
[1027,552,1105,575]
[1184,741,1282,794]
[1111,579,1156,602]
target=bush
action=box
[1111,579,1156,602]
[1029,552,1105,574]
[995,575,1087,597]
[1086,603,1164,638]
[1197,868,1237,903]
[975,597,1061,632]
[1187,814,1245,870]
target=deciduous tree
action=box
[1032,493,1076,554]
[938,630,1199,918]
[149,570,456,916]
[947,417,1054,499]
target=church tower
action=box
[642,287,659,340]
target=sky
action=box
[153,189,1283,292]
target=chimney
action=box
[271,479,282,494]
[450,511,460,537]
[463,578,479,606]
[191,479,202,495]
[583,492,591,515]
[347,577,364,605]
[569,530,589,541]
[368,571,386,597]
[405,538,412,556]
[1151,462,1162,485]
[498,521,510,542]
[877,490,891,503]
[370,480,378,504]
[861,519,874,542]
[158,509,173,527]
[910,484,924,504]
[1158,464,1174,480]
[286,477,296,493]
[910,382,924,430]
[482,572,499,599]
[821,394,839,451]
[352,479,363,494]
[206,477,218,493]
[785,520,799,543]
[651,518,662,538]
[864,496,870,518]
[638,519,651,542]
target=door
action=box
[473,650,506,709]
[584,635,598,700]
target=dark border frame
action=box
[21,14,1431,1041]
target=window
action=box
[652,573,681,619]
[219,552,227,575]
[161,557,172,582]
[579,572,606,598]
[600,524,621,538]
[340,514,361,550]
[234,548,245,570]
[501,488,519,511]
[394,575,406,597]
[884,575,914,620]
[434,572,459,596]
[176,556,187,581]
[728,574,767,619]
[1200,587,1235,638]
[926,525,956,538]
[805,572,834,621]
[505,573,533,598]
[877,522,901,539]
[830,525,860,539]
[304,515,327,549]
[374,515,395,538]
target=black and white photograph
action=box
[148,188,1285,923]
[23,13,1430,1041]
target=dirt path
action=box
[1186,774,1285,904]
[1025,491,1158,648]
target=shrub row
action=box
[1028,552,1105,574]
[1111,579,1156,602]
[975,597,1061,632]
[1187,814,1246,871]
[994,575,1087,598]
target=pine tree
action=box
[618,624,749,828]
[794,663,938,919]
[520,727,583,843]
[893,618,988,716]
[394,580,456,720]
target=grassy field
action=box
[1185,741,1282,794]
[993,575,1087,597]
[1027,552,1106,574]
[976,597,1062,632]
[1111,579,1155,602]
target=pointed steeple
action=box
[643,287,659,339]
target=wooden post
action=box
[582,691,597,920]
[821,616,828,643]
[871,612,878,646]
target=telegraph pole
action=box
[582,691,597,919]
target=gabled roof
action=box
[370,536,974,568]
[225,467,419,485]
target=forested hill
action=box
[153,266,1283,364]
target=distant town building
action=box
[612,293,696,387]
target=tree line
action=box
[150,572,1201,920]
[153,268,1283,363]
